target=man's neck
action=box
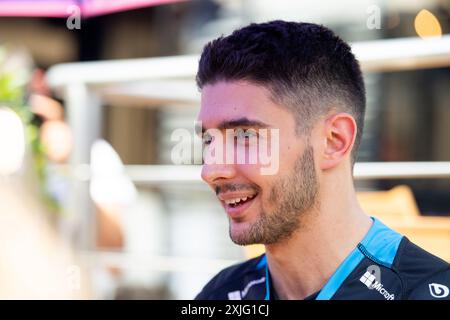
[264,195,372,300]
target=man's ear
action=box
[319,113,357,170]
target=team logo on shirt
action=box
[429,283,449,298]
[227,276,266,300]
[359,266,395,300]
[360,271,377,288]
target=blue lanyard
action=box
[262,218,402,300]
[264,263,270,300]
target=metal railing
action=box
[68,162,450,184]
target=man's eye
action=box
[236,129,246,139]
[235,129,257,141]
[203,133,213,145]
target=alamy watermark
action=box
[66,5,81,30]
[66,264,81,291]
[366,5,381,30]
[171,122,280,175]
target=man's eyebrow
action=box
[200,118,270,134]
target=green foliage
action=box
[0,49,59,212]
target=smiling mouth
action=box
[223,193,257,208]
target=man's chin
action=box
[230,236,259,246]
[229,222,262,246]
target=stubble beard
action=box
[230,145,319,245]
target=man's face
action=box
[198,81,319,245]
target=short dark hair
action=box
[196,20,366,165]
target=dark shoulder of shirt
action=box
[332,236,449,300]
[195,255,266,300]
[393,237,449,299]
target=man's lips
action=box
[217,191,259,218]
[218,191,258,202]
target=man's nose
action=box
[201,163,236,185]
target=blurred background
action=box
[0,0,449,299]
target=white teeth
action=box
[224,195,256,205]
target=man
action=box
[194,20,449,300]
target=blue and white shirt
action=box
[195,218,450,300]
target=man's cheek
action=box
[259,128,280,176]
[236,164,263,180]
